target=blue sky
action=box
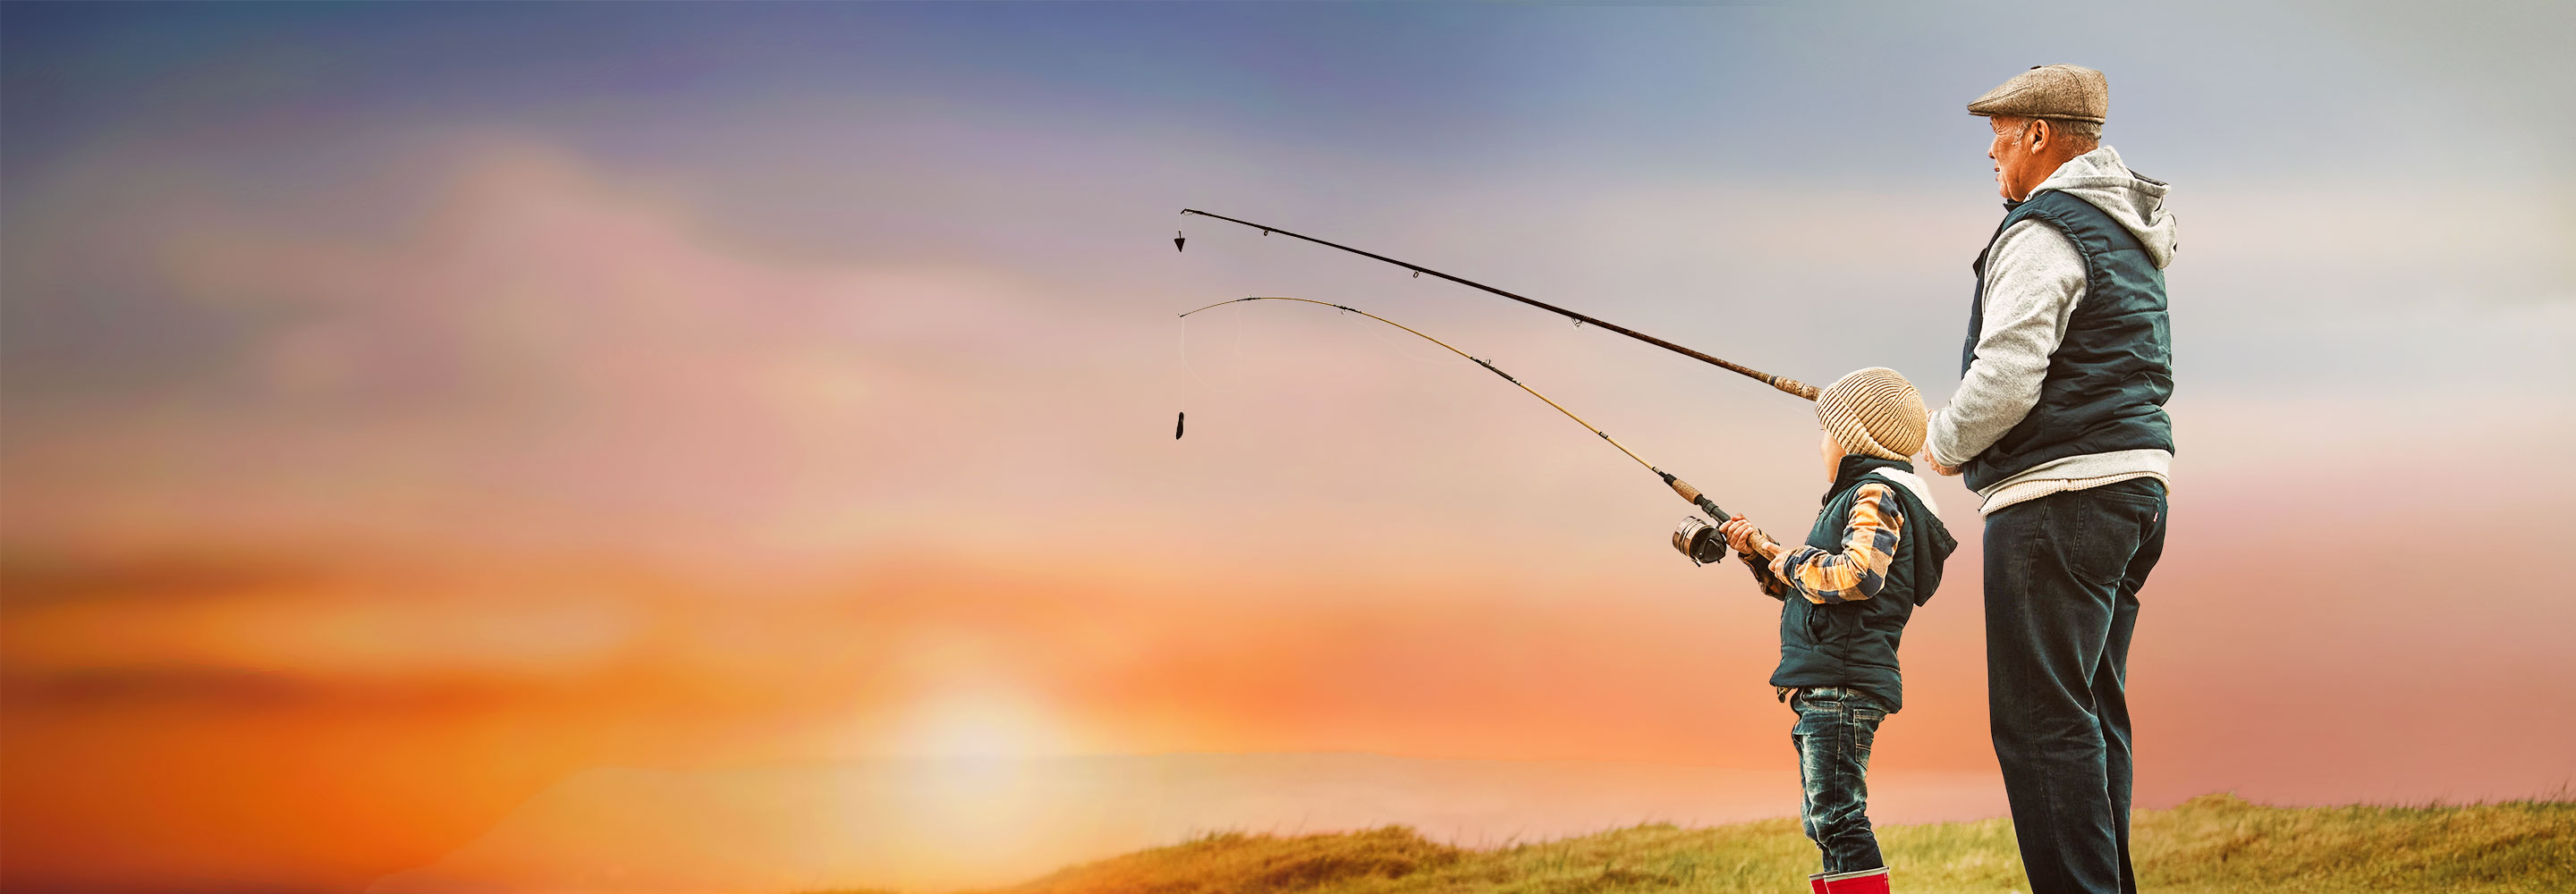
[11,2,2570,174]
[10,1,2568,394]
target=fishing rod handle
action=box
[1657,471,1729,520]
[1693,495,1731,522]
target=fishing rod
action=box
[1176,209,1822,401]
[1177,295,1738,565]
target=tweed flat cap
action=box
[1967,63,2108,123]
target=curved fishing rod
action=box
[1178,296,1736,545]
[1177,209,1822,401]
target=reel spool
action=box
[1672,516,1729,566]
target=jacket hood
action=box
[2029,146,2178,269]
[1824,454,1912,504]
[1866,467,1943,519]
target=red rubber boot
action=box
[1808,873,1827,894]
[1818,866,1890,894]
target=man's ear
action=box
[2027,118,2051,152]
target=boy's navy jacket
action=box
[1766,454,1958,712]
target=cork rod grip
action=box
[1665,474,1701,504]
[1661,472,1730,520]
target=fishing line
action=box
[1174,298,1265,439]
[1174,316,1187,439]
[1174,300,1256,391]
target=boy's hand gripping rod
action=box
[1181,297,1736,560]
[1178,209,1821,401]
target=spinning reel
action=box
[1672,515,1729,567]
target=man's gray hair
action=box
[1999,114,2103,151]
[2039,117,2102,149]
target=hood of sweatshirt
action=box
[2029,146,2178,269]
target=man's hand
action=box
[1718,515,1773,555]
[1920,449,1963,477]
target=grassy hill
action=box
[852,793,2573,894]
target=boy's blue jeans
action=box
[1791,685,1887,873]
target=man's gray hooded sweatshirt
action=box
[1929,146,2177,514]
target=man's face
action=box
[1987,115,2039,201]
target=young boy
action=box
[1716,367,1958,894]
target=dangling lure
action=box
[1176,295,1735,562]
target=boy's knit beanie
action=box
[1816,367,1928,461]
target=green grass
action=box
[863,793,2574,894]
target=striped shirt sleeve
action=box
[1767,483,1906,604]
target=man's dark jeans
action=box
[1985,477,2166,894]
[1791,686,1888,874]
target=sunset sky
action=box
[3,3,2572,892]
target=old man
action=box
[1923,64,2176,894]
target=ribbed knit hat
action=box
[1816,367,1928,461]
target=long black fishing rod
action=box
[1177,295,1737,564]
[1176,209,1822,401]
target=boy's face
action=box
[1819,429,1843,481]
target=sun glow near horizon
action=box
[882,682,1084,762]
